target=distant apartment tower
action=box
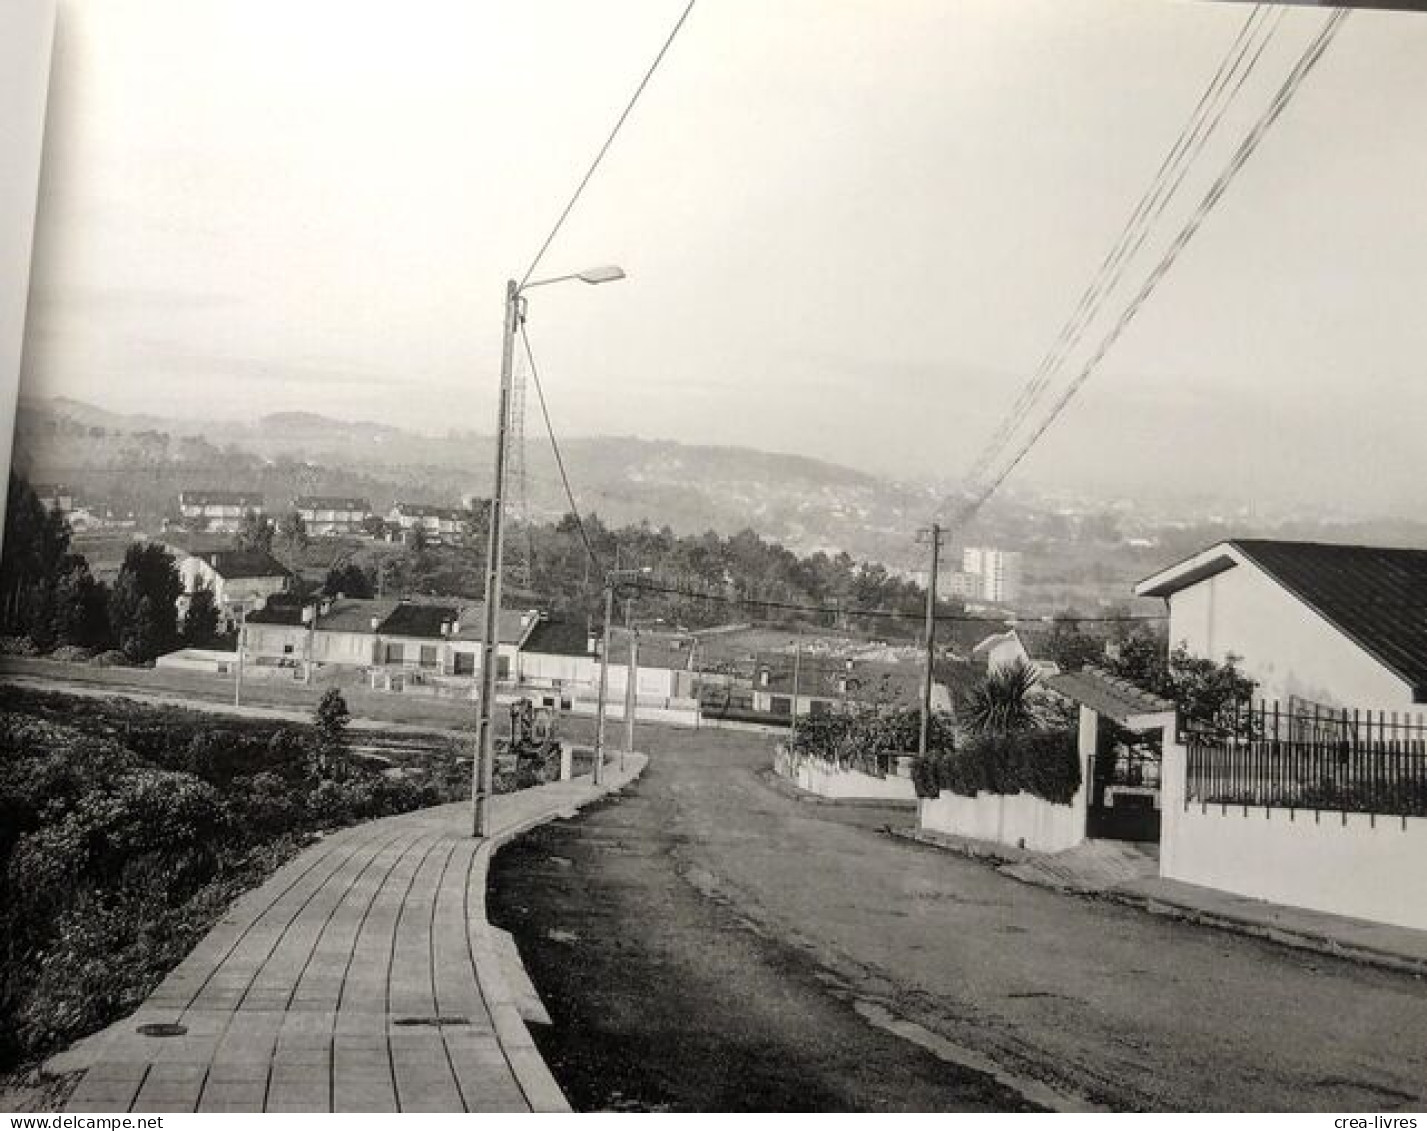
[962,546,1023,604]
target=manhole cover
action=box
[137,1022,188,1038]
[392,1016,470,1028]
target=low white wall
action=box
[1161,737,1427,930]
[919,789,1084,854]
[772,747,917,802]
[1162,803,1427,931]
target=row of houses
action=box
[175,491,473,540]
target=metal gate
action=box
[1087,742,1161,843]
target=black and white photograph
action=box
[2,0,1426,1117]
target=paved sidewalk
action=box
[61,756,646,1113]
[893,826,1427,977]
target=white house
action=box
[387,502,466,544]
[293,495,371,537]
[971,627,1061,680]
[178,490,265,533]
[176,548,291,623]
[1135,539,1427,708]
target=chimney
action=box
[452,620,461,635]
[440,622,450,637]
[370,616,380,631]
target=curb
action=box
[887,827,1427,980]
[469,755,649,1112]
[1099,889,1427,979]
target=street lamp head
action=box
[522,264,628,292]
[576,264,626,285]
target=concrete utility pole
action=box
[917,523,946,756]
[233,603,248,707]
[594,578,615,787]
[596,565,650,783]
[469,264,624,838]
[623,599,638,766]
[790,623,803,737]
[472,279,520,838]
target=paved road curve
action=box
[490,729,1427,1112]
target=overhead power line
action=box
[518,319,604,571]
[627,577,1167,625]
[520,0,698,289]
[965,4,1283,490]
[951,7,1350,529]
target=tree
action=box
[311,689,350,776]
[235,509,274,554]
[323,562,373,599]
[2,474,71,634]
[109,543,182,662]
[51,556,111,650]
[360,514,387,538]
[274,511,309,567]
[961,659,1040,735]
[182,584,220,647]
[1103,628,1256,729]
[1047,613,1105,672]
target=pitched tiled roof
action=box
[203,550,291,580]
[317,598,399,633]
[1233,540,1427,699]
[376,601,533,644]
[522,620,594,657]
[376,603,461,638]
[1045,666,1175,725]
[1138,539,1427,699]
[181,490,264,508]
[392,502,465,521]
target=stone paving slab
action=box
[63,756,646,1113]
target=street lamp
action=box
[471,264,627,838]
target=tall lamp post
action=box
[471,264,626,838]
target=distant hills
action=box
[11,396,942,566]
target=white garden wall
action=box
[918,789,1084,854]
[1161,738,1427,930]
[772,747,917,802]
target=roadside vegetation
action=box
[0,685,467,1071]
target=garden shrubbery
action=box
[912,728,1081,805]
[0,688,466,1070]
[788,706,954,776]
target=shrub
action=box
[926,727,1081,806]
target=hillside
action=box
[10,397,940,564]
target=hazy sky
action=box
[19,0,1427,512]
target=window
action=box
[770,696,792,716]
[419,645,438,669]
[383,643,403,664]
[453,651,475,676]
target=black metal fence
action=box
[1185,702,1427,818]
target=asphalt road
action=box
[489,727,1427,1113]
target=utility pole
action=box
[233,603,248,707]
[594,577,615,786]
[790,624,803,738]
[623,601,638,768]
[472,279,519,838]
[917,523,946,756]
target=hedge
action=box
[913,727,1080,805]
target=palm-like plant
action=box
[961,658,1040,735]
